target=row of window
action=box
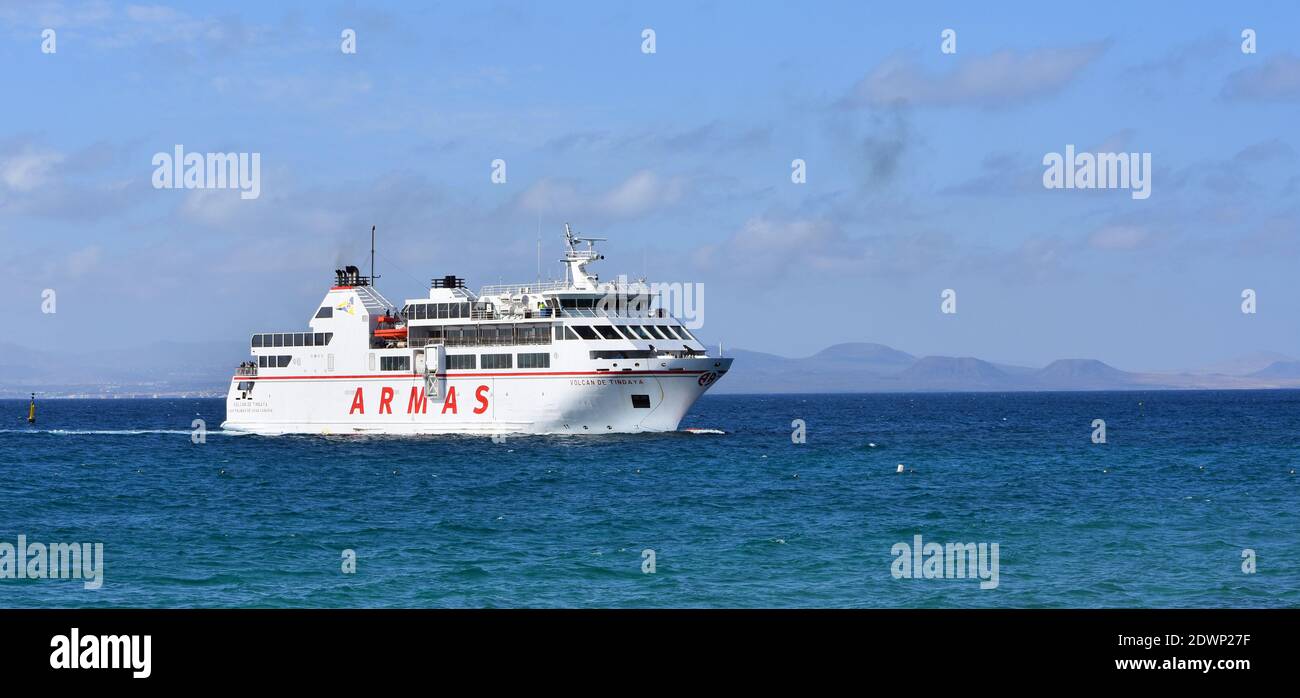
[380,356,410,371]
[557,324,693,342]
[405,302,473,320]
[415,323,552,346]
[258,355,293,368]
[252,332,334,348]
[446,354,476,370]
[558,296,649,310]
[407,322,690,346]
[517,353,550,369]
[440,353,550,370]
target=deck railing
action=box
[408,336,552,349]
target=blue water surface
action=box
[1,391,1296,608]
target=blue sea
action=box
[1,391,1297,608]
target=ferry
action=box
[221,226,732,435]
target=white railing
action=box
[409,336,552,348]
[477,280,572,295]
[476,280,655,297]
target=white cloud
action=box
[66,245,102,276]
[1088,225,1149,250]
[693,216,878,278]
[0,149,66,192]
[1222,55,1300,102]
[517,170,686,219]
[847,43,1107,108]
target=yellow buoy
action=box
[27,393,36,424]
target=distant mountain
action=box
[1193,352,1297,376]
[810,342,916,368]
[723,343,916,393]
[895,356,1010,389]
[713,343,1300,394]
[1250,361,1300,379]
[1030,359,1138,389]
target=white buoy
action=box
[896,464,904,474]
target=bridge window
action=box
[315,306,333,319]
[657,326,679,339]
[572,325,598,340]
[517,353,550,369]
[645,326,666,340]
[595,325,620,340]
[481,353,512,369]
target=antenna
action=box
[369,225,377,285]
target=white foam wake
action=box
[0,428,243,436]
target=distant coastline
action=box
[712,343,1300,394]
[4,340,1299,398]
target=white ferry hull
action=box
[222,356,732,435]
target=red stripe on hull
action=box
[231,370,708,381]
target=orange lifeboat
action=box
[374,327,408,339]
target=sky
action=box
[2,0,1298,371]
